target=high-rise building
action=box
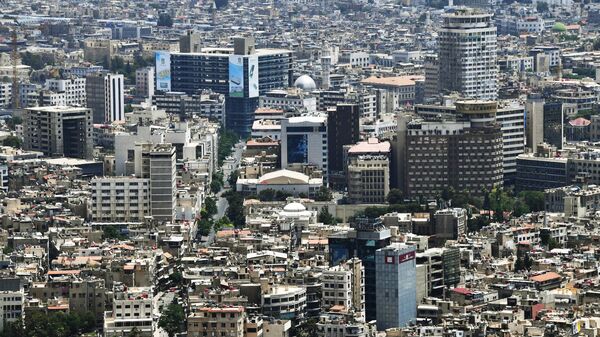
[45,77,87,107]
[90,177,151,222]
[526,94,545,153]
[346,139,391,204]
[328,218,391,322]
[281,116,328,176]
[179,30,202,53]
[321,258,365,317]
[168,37,293,135]
[375,243,417,330]
[399,101,504,198]
[438,8,497,100]
[327,103,360,186]
[86,72,124,123]
[141,144,176,223]
[414,100,524,183]
[23,106,93,159]
[135,67,155,99]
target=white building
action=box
[260,88,317,113]
[104,285,153,337]
[251,119,281,140]
[0,287,24,332]
[45,77,87,106]
[141,144,176,223]
[236,169,323,197]
[497,102,526,182]
[90,177,150,222]
[280,116,328,173]
[105,73,125,122]
[136,67,155,99]
[438,8,498,100]
[321,258,365,315]
[263,286,307,320]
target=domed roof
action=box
[283,202,306,212]
[552,22,566,32]
[294,75,316,91]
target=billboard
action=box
[248,55,259,98]
[229,55,244,98]
[287,134,308,164]
[155,51,171,92]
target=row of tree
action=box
[0,310,97,337]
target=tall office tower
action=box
[327,103,359,187]
[398,101,503,198]
[415,100,525,183]
[86,72,124,123]
[281,116,328,176]
[346,139,391,204]
[135,67,155,99]
[438,8,498,100]
[141,144,176,223]
[328,218,391,322]
[423,54,439,101]
[321,55,331,90]
[169,36,293,135]
[23,106,93,159]
[526,94,545,153]
[179,30,202,53]
[375,243,417,330]
[45,77,87,107]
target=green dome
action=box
[552,22,567,32]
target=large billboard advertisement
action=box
[229,55,244,98]
[155,51,171,92]
[248,55,259,98]
[287,134,308,164]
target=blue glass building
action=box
[166,38,293,136]
[375,243,417,330]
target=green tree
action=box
[6,116,22,130]
[158,300,185,337]
[518,191,545,212]
[210,180,222,194]
[218,130,239,165]
[2,135,22,148]
[386,188,403,204]
[227,169,239,187]
[512,199,530,217]
[314,186,333,201]
[224,190,245,227]
[259,189,276,201]
[204,197,217,217]
[537,1,549,12]
[318,207,336,225]
[128,327,142,337]
[0,320,25,337]
[214,216,234,231]
[102,226,125,240]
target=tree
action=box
[218,130,239,165]
[0,320,25,337]
[518,191,545,212]
[214,216,234,231]
[2,135,22,148]
[169,271,184,286]
[259,189,277,201]
[537,1,549,12]
[318,207,336,225]
[210,180,222,194]
[5,116,22,130]
[228,169,239,187]
[386,188,403,204]
[512,199,530,217]
[128,327,142,337]
[158,300,185,337]
[157,13,174,27]
[204,197,217,218]
[314,186,333,201]
[102,226,125,240]
[224,191,245,227]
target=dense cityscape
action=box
[0,0,598,336]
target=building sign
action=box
[398,251,416,264]
[229,55,244,98]
[385,256,395,264]
[155,51,171,92]
[248,55,259,98]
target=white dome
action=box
[283,202,306,212]
[294,75,316,91]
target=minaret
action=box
[211,0,217,25]
[321,54,331,90]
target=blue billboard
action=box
[229,55,244,98]
[155,51,171,92]
[287,134,308,164]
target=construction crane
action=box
[11,19,20,110]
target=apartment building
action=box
[187,306,245,337]
[90,177,151,222]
